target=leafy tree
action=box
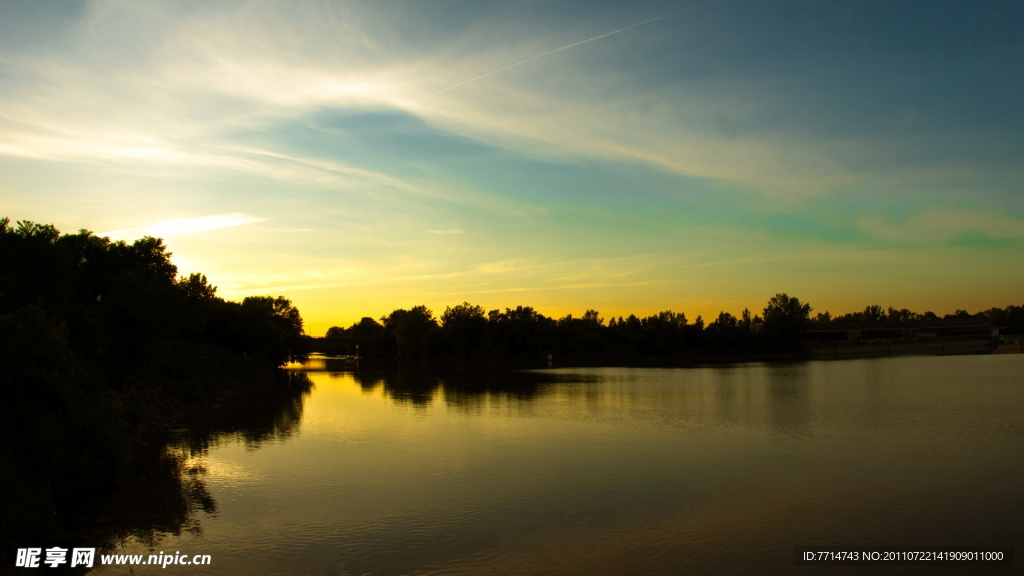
[581,309,604,327]
[441,302,487,359]
[763,293,812,323]
[1,216,315,544]
[629,310,687,358]
[622,314,642,331]
[885,307,917,322]
[178,273,218,302]
[441,302,486,327]
[241,296,307,364]
[862,304,885,322]
[710,311,738,330]
[945,309,973,320]
[382,305,437,357]
[243,296,303,335]
[553,309,610,361]
[348,317,384,339]
[706,311,749,352]
[761,293,812,349]
[485,306,555,363]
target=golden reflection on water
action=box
[91,355,1024,576]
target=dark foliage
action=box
[316,292,1021,365]
[0,217,308,547]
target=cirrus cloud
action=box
[858,207,1024,244]
[101,212,268,240]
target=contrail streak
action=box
[429,14,667,96]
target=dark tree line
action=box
[317,293,815,364]
[319,293,1023,365]
[815,303,1024,327]
[0,218,307,369]
[0,218,308,546]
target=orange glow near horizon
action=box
[4,1,1022,340]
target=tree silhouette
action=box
[178,273,218,302]
[441,302,487,359]
[382,305,438,357]
[862,304,885,322]
[241,296,307,364]
[1,217,313,546]
[762,293,812,350]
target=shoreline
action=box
[302,340,1017,373]
[805,339,1015,361]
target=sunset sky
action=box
[3,0,1023,336]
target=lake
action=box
[89,354,1023,575]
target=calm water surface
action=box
[92,354,1024,575]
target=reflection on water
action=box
[177,371,313,452]
[68,372,313,568]
[89,355,1024,575]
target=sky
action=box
[2,0,1023,336]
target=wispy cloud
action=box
[101,213,267,240]
[475,258,537,274]
[414,279,660,298]
[429,13,670,96]
[0,0,873,206]
[3,0,987,212]
[858,207,1024,244]
[427,228,463,235]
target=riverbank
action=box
[304,338,1013,374]
[805,339,1008,360]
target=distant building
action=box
[803,319,997,345]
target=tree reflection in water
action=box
[343,361,592,408]
[68,364,582,571]
[56,371,314,569]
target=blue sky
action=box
[2,0,1023,334]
